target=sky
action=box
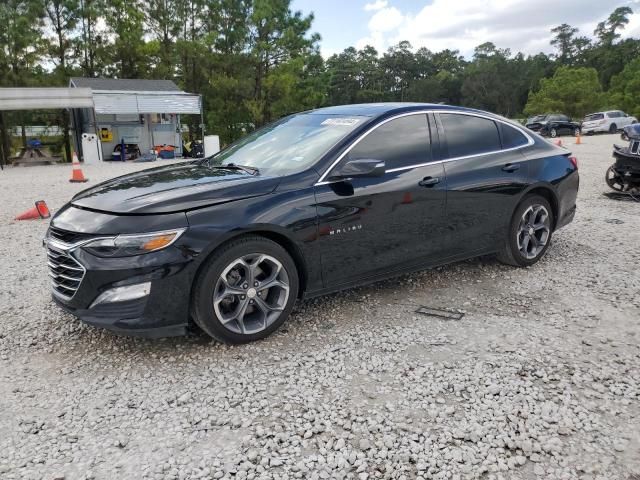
[291,0,640,58]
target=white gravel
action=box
[0,135,639,480]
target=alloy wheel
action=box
[213,254,290,335]
[517,205,551,260]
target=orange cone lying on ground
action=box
[555,139,563,146]
[15,200,51,220]
[69,152,88,183]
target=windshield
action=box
[530,115,547,123]
[208,113,367,176]
[584,113,604,122]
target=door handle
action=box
[502,163,520,172]
[419,176,441,187]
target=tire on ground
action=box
[191,235,299,344]
[497,194,554,268]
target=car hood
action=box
[71,162,281,214]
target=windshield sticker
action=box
[321,118,361,126]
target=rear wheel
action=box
[609,123,617,134]
[497,195,554,267]
[192,236,299,343]
[549,128,557,138]
[573,127,581,137]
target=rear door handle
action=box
[502,163,520,172]
[419,176,441,187]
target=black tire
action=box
[497,195,554,267]
[609,123,617,134]
[549,128,557,138]
[191,236,299,344]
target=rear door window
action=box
[500,123,529,149]
[440,113,501,158]
[347,114,431,169]
[585,113,604,121]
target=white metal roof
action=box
[0,88,94,111]
[0,86,201,115]
[92,92,201,115]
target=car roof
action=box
[307,102,485,118]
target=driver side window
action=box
[347,114,432,170]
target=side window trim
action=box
[316,110,534,185]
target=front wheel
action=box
[497,195,554,267]
[191,236,299,343]
[606,165,625,191]
[609,123,617,134]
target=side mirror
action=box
[329,159,385,180]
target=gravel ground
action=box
[0,134,639,480]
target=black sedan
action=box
[45,103,579,343]
[526,114,581,138]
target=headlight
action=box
[81,228,186,257]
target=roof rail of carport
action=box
[0,87,94,111]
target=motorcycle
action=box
[606,124,640,194]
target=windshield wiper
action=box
[205,162,260,175]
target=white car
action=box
[581,110,638,135]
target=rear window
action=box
[585,113,604,121]
[500,123,529,149]
[440,113,501,158]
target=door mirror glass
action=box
[330,159,385,180]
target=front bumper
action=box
[45,235,198,338]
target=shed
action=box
[70,78,202,161]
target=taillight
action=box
[568,156,578,169]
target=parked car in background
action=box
[525,114,581,138]
[581,110,638,135]
[45,103,579,343]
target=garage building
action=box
[69,77,202,161]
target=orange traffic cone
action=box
[575,134,581,145]
[15,200,51,220]
[555,139,563,147]
[69,152,88,183]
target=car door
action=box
[314,113,447,287]
[435,112,531,257]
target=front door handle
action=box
[502,163,520,172]
[419,176,441,187]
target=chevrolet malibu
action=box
[45,103,579,343]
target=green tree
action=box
[594,6,633,46]
[77,0,107,77]
[45,0,80,161]
[104,0,149,78]
[550,23,578,64]
[247,0,321,126]
[607,57,640,119]
[524,66,604,119]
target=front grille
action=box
[47,244,85,299]
[631,140,639,155]
[48,226,95,245]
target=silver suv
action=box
[581,110,638,135]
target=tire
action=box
[497,195,554,267]
[191,236,299,344]
[605,165,625,192]
[609,123,617,134]
[549,128,557,138]
[573,127,581,137]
